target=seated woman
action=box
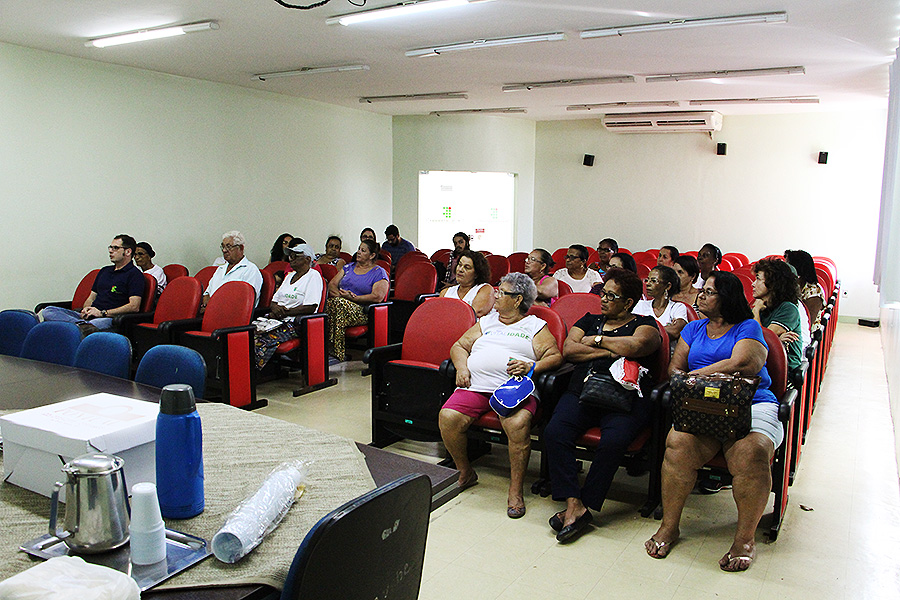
[751,259,803,376]
[646,271,783,572]
[439,273,562,518]
[589,252,637,295]
[554,244,603,293]
[524,248,559,306]
[634,265,689,345]
[254,243,324,369]
[316,235,347,271]
[589,238,618,274]
[696,243,723,289]
[657,245,679,267]
[439,250,494,318]
[442,232,471,286]
[325,239,390,361]
[134,242,168,297]
[784,249,826,329]
[671,255,700,311]
[269,233,294,264]
[543,268,661,543]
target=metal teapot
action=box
[49,453,131,554]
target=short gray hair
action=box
[223,230,245,247]
[500,272,537,313]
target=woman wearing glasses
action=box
[633,265,689,345]
[543,268,661,543]
[646,271,781,573]
[524,248,559,306]
[553,244,603,293]
[439,273,562,519]
[589,238,618,274]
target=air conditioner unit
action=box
[601,111,723,133]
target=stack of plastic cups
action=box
[130,482,167,565]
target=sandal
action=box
[507,505,526,519]
[719,551,753,572]
[645,536,677,559]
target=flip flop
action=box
[645,536,677,559]
[719,552,753,572]
[507,505,526,519]
[457,472,478,491]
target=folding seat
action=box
[140,273,157,312]
[0,309,39,357]
[682,302,700,321]
[262,260,289,281]
[169,281,263,409]
[115,276,203,364]
[486,254,510,286]
[366,297,477,447]
[430,248,452,265]
[34,269,100,313]
[194,265,218,292]
[586,248,600,267]
[74,332,132,379]
[734,272,755,305]
[162,264,189,282]
[255,269,276,315]
[550,248,568,273]
[632,251,656,268]
[20,322,82,366]
[636,263,651,279]
[551,292,603,330]
[507,252,528,273]
[556,280,573,299]
[318,263,339,283]
[343,283,392,360]
[645,248,660,258]
[717,258,735,272]
[339,251,353,264]
[723,252,749,267]
[389,261,438,343]
[393,252,431,283]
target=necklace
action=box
[706,322,731,339]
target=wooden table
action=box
[0,355,458,599]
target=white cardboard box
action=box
[1,393,157,501]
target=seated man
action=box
[40,234,144,332]
[382,224,416,265]
[203,230,263,310]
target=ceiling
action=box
[1,0,898,120]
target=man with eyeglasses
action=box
[202,230,263,310]
[40,234,144,332]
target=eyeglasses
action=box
[597,247,614,253]
[221,243,237,251]
[495,289,521,297]
[698,288,718,297]
[565,255,582,260]
[525,256,543,263]
[108,245,122,251]
[600,291,623,302]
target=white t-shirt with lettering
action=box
[270,269,324,321]
[466,311,547,395]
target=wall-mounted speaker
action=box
[716,143,727,156]
[583,154,595,167]
[818,151,828,164]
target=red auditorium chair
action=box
[431,249,452,265]
[255,269,276,315]
[194,265,218,292]
[636,263,651,279]
[550,248,568,273]
[162,264,189,282]
[319,263,338,283]
[507,252,528,273]
[556,280,573,299]
[723,253,749,267]
[551,293,603,330]
[394,252,431,283]
[34,269,100,313]
[390,261,438,343]
[339,251,353,264]
[140,273,157,312]
[366,298,476,447]
[486,254,510,286]
[263,261,289,278]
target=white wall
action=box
[392,115,536,251]
[534,112,887,319]
[0,42,393,310]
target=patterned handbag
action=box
[669,370,760,441]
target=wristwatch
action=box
[594,334,603,346]
[101,310,108,317]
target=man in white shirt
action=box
[202,230,263,309]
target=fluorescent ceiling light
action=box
[645,65,805,83]
[689,96,819,105]
[581,11,786,39]
[253,65,369,81]
[406,32,565,57]
[359,92,468,103]
[327,0,486,26]
[86,21,217,48]
[502,75,633,92]
[567,101,680,111]
[430,107,527,115]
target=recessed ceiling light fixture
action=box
[501,75,633,92]
[567,100,681,111]
[406,32,565,57]
[85,21,218,48]
[253,64,370,81]
[327,0,490,26]
[581,11,786,39]
[430,107,527,115]
[645,65,805,83]
[689,96,819,105]
[359,92,468,103]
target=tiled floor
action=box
[257,323,900,599]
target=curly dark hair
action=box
[604,267,643,310]
[674,255,700,282]
[532,248,554,273]
[457,250,491,285]
[611,252,637,274]
[651,265,681,296]
[708,271,753,324]
[753,258,800,307]
[269,233,293,263]
[784,249,818,286]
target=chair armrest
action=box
[210,324,257,341]
[650,380,671,407]
[778,389,798,423]
[363,343,403,366]
[113,311,154,327]
[415,293,439,304]
[34,301,72,312]
[790,358,810,390]
[535,362,574,396]
[363,301,393,315]
[439,359,455,379]
[161,317,204,337]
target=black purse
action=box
[669,370,759,441]
[578,365,638,413]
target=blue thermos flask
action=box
[156,384,204,519]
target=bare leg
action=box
[439,408,477,486]
[563,497,588,527]
[500,409,533,511]
[719,433,775,571]
[647,428,720,558]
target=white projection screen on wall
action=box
[417,170,516,256]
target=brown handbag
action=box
[669,370,760,441]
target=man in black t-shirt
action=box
[40,234,145,331]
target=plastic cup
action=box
[129,482,167,565]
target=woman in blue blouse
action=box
[646,271,782,573]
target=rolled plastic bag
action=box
[610,357,648,397]
[211,460,310,563]
[0,556,140,600]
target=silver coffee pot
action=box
[49,453,131,554]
